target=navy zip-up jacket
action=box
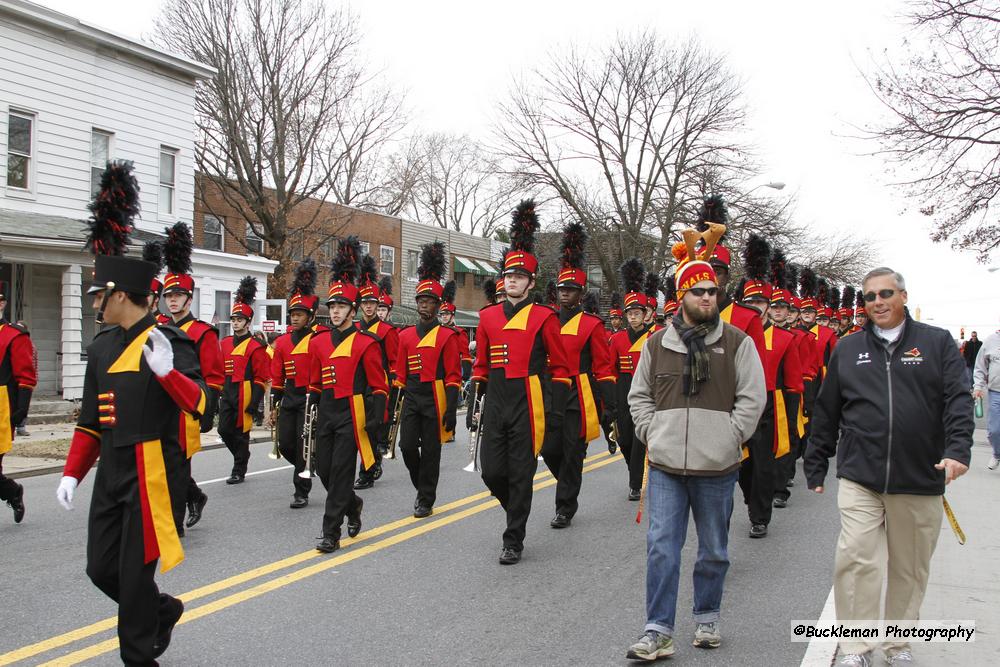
[805,314,973,495]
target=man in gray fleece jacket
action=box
[625,257,765,661]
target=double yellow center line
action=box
[3,450,619,666]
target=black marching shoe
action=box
[185,494,208,528]
[372,462,383,480]
[413,505,432,519]
[347,498,363,538]
[749,523,768,538]
[225,473,244,485]
[8,483,25,524]
[773,497,788,509]
[353,476,374,490]
[176,524,185,538]
[316,536,340,553]
[628,488,641,502]
[289,495,308,509]
[498,547,522,565]
[786,478,795,487]
[550,513,571,529]
[152,594,184,659]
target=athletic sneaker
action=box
[885,650,913,664]
[693,622,721,648]
[987,456,999,470]
[837,652,872,666]
[626,631,674,661]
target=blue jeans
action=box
[988,390,1000,459]
[644,468,737,636]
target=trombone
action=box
[463,384,485,473]
[268,396,281,460]
[299,395,317,479]
[385,391,404,460]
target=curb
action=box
[7,434,273,480]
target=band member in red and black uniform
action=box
[160,222,222,530]
[853,290,867,329]
[542,223,616,529]
[219,277,269,484]
[439,288,472,382]
[0,280,35,523]
[471,200,570,564]
[56,161,205,664]
[354,256,399,489]
[661,276,679,327]
[804,276,838,383]
[142,240,170,325]
[270,259,320,507]
[736,235,803,538]
[467,278,499,433]
[608,292,624,335]
[308,237,388,553]
[838,286,861,337]
[643,273,661,329]
[609,259,654,500]
[393,243,462,517]
[376,275,394,324]
[826,284,842,333]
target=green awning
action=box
[454,255,491,275]
[475,259,498,275]
[384,304,478,330]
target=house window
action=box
[91,130,112,195]
[322,236,336,261]
[203,215,223,251]
[159,147,177,216]
[587,264,605,288]
[359,241,371,256]
[6,111,33,190]
[379,246,395,276]
[456,273,466,287]
[474,273,485,288]
[407,249,419,280]
[215,290,231,338]
[246,223,263,254]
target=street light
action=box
[763,182,786,190]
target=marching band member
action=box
[393,243,462,518]
[143,240,170,325]
[541,223,616,529]
[56,161,206,664]
[160,222,222,531]
[0,279,35,524]
[308,237,388,553]
[270,259,320,507]
[661,276,679,327]
[219,277,270,484]
[471,200,570,564]
[609,259,654,500]
[608,292,624,335]
[354,255,399,489]
[643,273,661,328]
[439,285,472,382]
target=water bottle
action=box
[975,395,984,419]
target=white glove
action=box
[57,476,78,510]
[143,327,175,377]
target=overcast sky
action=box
[31,0,1000,338]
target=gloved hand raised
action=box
[142,328,174,377]
[56,476,78,510]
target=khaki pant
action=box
[834,478,943,656]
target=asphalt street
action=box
[0,425,841,666]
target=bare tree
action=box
[864,0,1000,259]
[154,0,402,289]
[495,32,756,290]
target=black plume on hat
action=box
[661,275,677,303]
[610,291,622,311]
[800,267,818,298]
[378,275,392,297]
[142,240,163,272]
[293,258,317,297]
[817,278,829,308]
[742,234,771,282]
[856,289,865,309]
[785,264,799,297]
[560,222,587,270]
[85,160,140,256]
[582,292,600,315]
[827,285,841,311]
[696,195,729,232]
[442,279,456,304]
[841,285,856,310]
[235,276,257,306]
[163,222,193,275]
[545,280,557,306]
[483,278,497,305]
[770,247,787,291]
[359,254,378,286]
[509,200,539,253]
[417,241,446,282]
[620,259,645,294]
[644,273,660,299]
[331,236,361,283]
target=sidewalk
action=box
[3,423,273,479]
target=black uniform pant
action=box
[398,388,442,508]
[170,457,206,530]
[315,401,363,540]
[278,404,312,499]
[218,397,250,476]
[738,409,776,526]
[615,375,645,491]
[480,378,539,552]
[0,454,21,502]
[540,384,586,518]
[86,443,184,666]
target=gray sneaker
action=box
[626,631,675,661]
[693,621,721,648]
[838,652,872,667]
[15,426,29,437]
[885,650,912,665]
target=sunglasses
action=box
[688,287,719,297]
[863,289,897,302]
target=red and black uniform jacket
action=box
[609,324,656,414]
[173,313,223,446]
[472,299,570,455]
[357,316,400,419]
[308,326,388,470]
[557,305,616,441]
[63,314,206,573]
[0,320,36,454]
[792,324,819,427]
[810,324,838,384]
[220,332,270,434]
[393,321,462,442]
[270,326,317,412]
[719,296,767,363]
[452,325,473,380]
[759,323,805,458]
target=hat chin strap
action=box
[95,282,116,325]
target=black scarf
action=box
[672,313,719,396]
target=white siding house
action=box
[0,0,276,399]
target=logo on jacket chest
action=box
[901,347,924,364]
[856,352,871,365]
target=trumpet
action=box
[299,395,317,479]
[268,397,281,460]
[385,391,404,460]
[463,384,485,473]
